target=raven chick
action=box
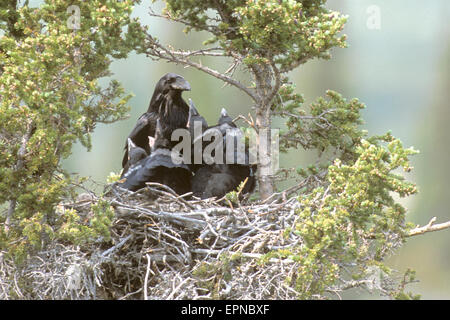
[191,108,256,199]
[119,119,192,195]
[187,99,209,173]
[121,138,148,178]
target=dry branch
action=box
[408,217,450,237]
[143,36,257,101]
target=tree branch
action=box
[5,121,34,233]
[144,36,257,101]
[266,60,282,106]
[165,47,225,58]
[279,55,310,74]
[407,217,450,237]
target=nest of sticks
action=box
[100,183,303,300]
[1,182,309,300]
[0,175,425,300]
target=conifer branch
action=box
[144,36,257,101]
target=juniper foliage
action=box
[0,0,141,260]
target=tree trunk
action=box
[5,123,34,233]
[255,107,275,200]
[253,64,275,201]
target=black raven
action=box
[118,120,192,195]
[121,138,148,178]
[187,99,208,137]
[121,73,191,174]
[191,108,256,199]
[186,99,208,172]
[217,108,234,126]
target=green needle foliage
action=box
[0,0,141,261]
[290,135,418,298]
[163,0,347,67]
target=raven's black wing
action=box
[192,163,255,199]
[121,112,158,169]
[192,165,236,199]
[192,119,256,199]
[119,151,192,194]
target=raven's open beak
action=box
[155,119,163,139]
[189,99,199,115]
[127,138,136,161]
[221,108,229,117]
[187,99,200,128]
[127,138,136,153]
[171,76,191,91]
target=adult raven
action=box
[121,73,191,174]
[191,108,256,199]
[118,120,192,195]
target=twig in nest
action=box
[145,182,196,210]
[144,254,151,300]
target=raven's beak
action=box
[127,138,135,161]
[128,138,137,147]
[187,99,197,128]
[186,112,191,128]
[171,76,191,91]
[127,138,136,153]
[221,108,228,117]
[148,136,155,150]
[189,99,199,115]
[155,119,163,140]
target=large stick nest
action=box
[1,183,308,300]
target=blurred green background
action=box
[61,1,450,299]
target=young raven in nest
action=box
[118,120,192,195]
[127,139,147,163]
[187,99,208,136]
[191,108,256,199]
[121,73,191,175]
[186,99,209,173]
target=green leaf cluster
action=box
[278,89,366,159]
[0,0,140,258]
[272,134,418,298]
[55,198,115,245]
[162,0,346,69]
